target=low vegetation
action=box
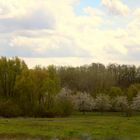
[0,113,140,139]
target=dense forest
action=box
[0,57,140,117]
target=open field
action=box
[0,113,140,139]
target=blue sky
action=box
[75,0,101,15]
[75,0,140,15]
[0,0,140,67]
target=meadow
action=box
[0,112,140,140]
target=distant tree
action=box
[1,56,140,117]
[54,88,74,116]
[107,64,119,86]
[57,88,73,98]
[45,65,61,113]
[109,87,123,98]
[0,57,27,98]
[95,94,111,112]
[112,96,129,112]
[73,92,95,114]
[14,70,37,116]
[127,84,140,101]
[132,93,140,111]
[0,99,22,117]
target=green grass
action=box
[0,112,140,139]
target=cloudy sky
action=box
[0,0,140,67]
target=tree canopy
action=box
[0,57,140,117]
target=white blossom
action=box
[132,93,140,111]
[112,96,129,112]
[73,92,95,111]
[95,94,111,111]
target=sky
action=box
[0,0,140,68]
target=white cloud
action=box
[0,0,35,18]
[101,0,130,16]
[21,57,94,68]
[133,8,140,16]
[1,0,140,67]
[83,6,104,16]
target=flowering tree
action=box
[55,88,74,116]
[112,96,129,112]
[95,94,111,112]
[132,93,140,111]
[73,92,95,113]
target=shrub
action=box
[0,99,22,117]
[127,84,140,101]
[73,92,95,113]
[131,93,140,111]
[109,87,123,98]
[95,94,111,112]
[55,97,73,117]
[53,88,74,116]
[112,96,129,112]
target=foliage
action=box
[95,94,111,112]
[0,57,27,97]
[109,87,123,98]
[0,99,22,117]
[54,88,74,116]
[127,84,140,101]
[73,92,95,113]
[112,96,129,112]
[0,57,140,117]
[132,93,140,111]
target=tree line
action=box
[0,57,140,117]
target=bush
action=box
[51,88,74,117]
[112,96,129,112]
[54,97,73,117]
[109,87,123,98]
[95,94,111,112]
[131,93,140,111]
[0,99,22,117]
[127,84,140,101]
[73,92,95,113]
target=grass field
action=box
[0,112,140,139]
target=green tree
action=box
[127,84,140,101]
[15,70,37,116]
[0,57,27,98]
[44,66,61,114]
[109,87,123,98]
